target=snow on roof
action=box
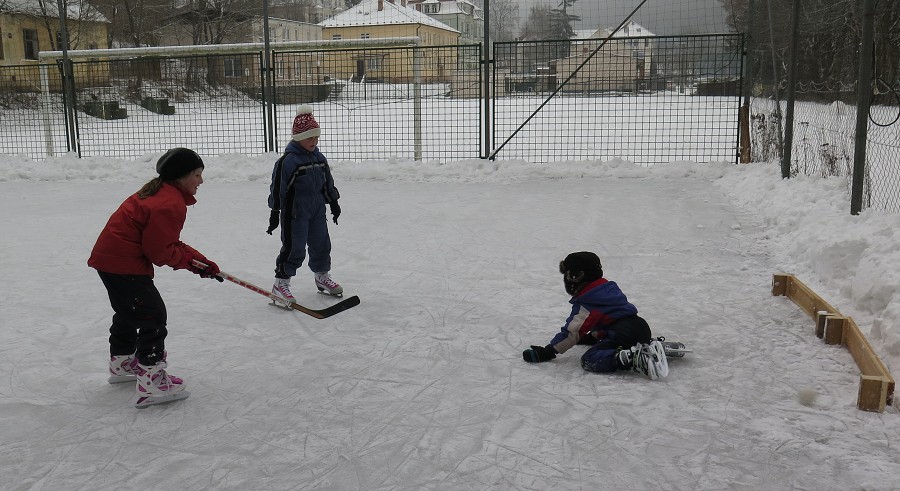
[572,29,600,40]
[610,20,655,38]
[319,0,459,33]
[2,0,109,23]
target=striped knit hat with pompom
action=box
[291,105,321,141]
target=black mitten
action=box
[266,210,280,235]
[522,345,557,363]
[330,201,341,225]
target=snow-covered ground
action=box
[1,153,898,490]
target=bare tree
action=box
[723,0,900,99]
[91,0,172,47]
[487,0,519,43]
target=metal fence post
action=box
[262,0,275,152]
[413,47,422,161]
[851,0,876,215]
[780,0,801,179]
[57,0,78,155]
[482,0,491,159]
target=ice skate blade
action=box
[317,289,343,298]
[134,390,190,409]
[270,299,294,310]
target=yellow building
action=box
[0,0,109,91]
[318,0,460,83]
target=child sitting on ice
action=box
[522,251,668,380]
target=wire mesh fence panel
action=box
[71,53,267,160]
[491,34,741,164]
[272,45,481,161]
[863,107,900,212]
[0,63,70,159]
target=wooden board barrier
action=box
[772,274,895,412]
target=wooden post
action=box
[772,274,790,296]
[824,316,845,345]
[858,375,890,412]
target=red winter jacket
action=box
[88,182,203,277]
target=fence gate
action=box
[490,34,744,165]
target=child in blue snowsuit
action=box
[523,251,652,373]
[267,105,343,303]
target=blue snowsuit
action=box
[549,278,652,373]
[269,141,340,278]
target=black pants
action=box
[97,271,167,366]
[580,315,652,373]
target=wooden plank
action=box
[784,277,840,319]
[845,318,894,382]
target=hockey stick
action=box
[191,260,360,319]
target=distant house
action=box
[406,0,482,45]
[318,0,460,83]
[0,0,109,90]
[554,20,657,93]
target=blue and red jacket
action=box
[549,278,639,354]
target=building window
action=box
[360,33,370,39]
[366,57,381,70]
[23,29,39,60]
[425,4,439,13]
[332,34,342,40]
[224,58,243,77]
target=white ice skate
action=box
[272,277,296,308]
[622,341,669,380]
[133,359,189,409]
[315,272,343,296]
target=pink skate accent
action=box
[315,273,343,295]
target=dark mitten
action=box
[188,258,223,282]
[522,345,557,363]
[202,259,223,282]
[330,201,341,225]
[266,210,280,235]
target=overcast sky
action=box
[510,0,732,36]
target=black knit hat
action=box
[156,147,204,181]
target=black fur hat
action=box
[560,251,603,295]
[156,147,204,181]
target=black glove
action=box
[523,345,557,363]
[330,201,341,225]
[266,210,279,235]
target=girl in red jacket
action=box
[88,147,221,408]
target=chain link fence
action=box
[1,36,741,165]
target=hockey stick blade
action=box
[192,260,360,319]
[289,295,360,319]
